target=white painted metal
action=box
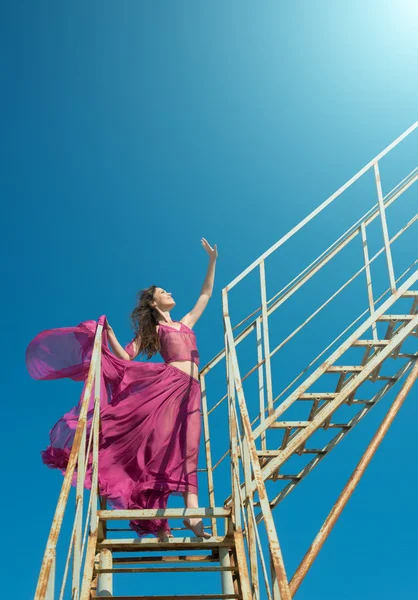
[260,261,274,415]
[35,122,418,600]
[374,161,396,293]
[97,549,113,596]
[252,270,418,442]
[219,548,235,596]
[226,121,418,291]
[45,553,55,600]
[360,222,378,341]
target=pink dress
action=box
[25,315,201,536]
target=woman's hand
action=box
[201,238,218,261]
[105,320,113,334]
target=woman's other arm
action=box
[106,322,139,360]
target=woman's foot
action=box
[156,527,173,540]
[183,518,211,539]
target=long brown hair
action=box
[130,285,161,359]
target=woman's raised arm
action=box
[181,238,218,329]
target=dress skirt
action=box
[25,316,202,536]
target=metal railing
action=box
[35,319,104,600]
[35,121,418,600]
[35,316,223,599]
[196,121,418,599]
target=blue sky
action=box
[2,1,418,598]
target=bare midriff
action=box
[168,360,200,382]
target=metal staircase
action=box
[35,121,418,599]
[90,507,244,600]
[227,286,418,502]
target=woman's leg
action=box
[182,491,211,538]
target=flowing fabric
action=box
[25,315,202,536]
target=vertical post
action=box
[226,342,242,532]
[260,262,274,414]
[80,331,104,600]
[374,161,396,293]
[219,547,235,596]
[256,318,267,452]
[97,497,107,544]
[72,424,86,599]
[45,553,55,600]
[360,223,378,341]
[241,433,260,600]
[35,321,103,600]
[90,351,102,535]
[200,374,217,536]
[270,553,280,600]
[223,290,242,536]
[223,297,292,600]
[97,549,113,596]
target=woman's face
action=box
[154,287,176,311]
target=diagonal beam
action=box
[289,356,418,595]
[251,312,418,492]
[223,296,292,600]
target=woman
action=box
[26,238,218,540]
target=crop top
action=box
[124,321,200,366]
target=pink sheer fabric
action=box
[155,321,200,366]
[25,315,202,536]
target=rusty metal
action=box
[35,322,103,599]
[97,549,113,596]
[260,261,273,415]
[35,123,418,599]
[201,373,218,536]
[251,271,418,444]
[230,398,274,600]
[210,211,418,451]
[233,529,253,600]
[80,534,99,600]
[98,508,230,521]
[290,355,418,595]
[72,425,86,598]
[216,123,418,599]
[219,548,235,596]
[253,312,418,489]
[58,499,82,600]
[224,296,292,600]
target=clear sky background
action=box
[1,1,418,598]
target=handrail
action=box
[35,319,104,600]
[215,123,418,595]
[226,121,418,291]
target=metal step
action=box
[95,565,237,574]
[239,449,327,457]
[246,312,418,496]
[325,366,363,373]
[351,340,389,347]
[298,393,338,399]
[102,595,241,600]
[377,314,415,321]
[112,555,220,565]
[98,536,233,551]
[98,508,230,521]
[401,290,418,297]
[268,421,350,429]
